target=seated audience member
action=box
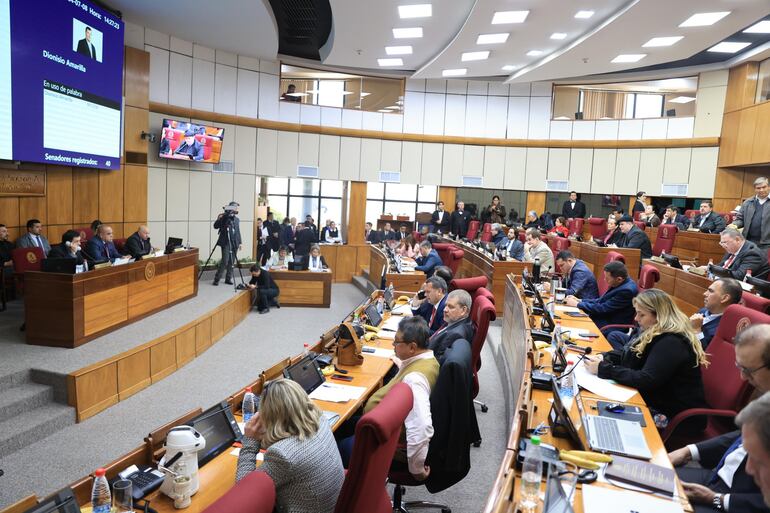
[364,222,378,243]
[565,261,637,328]
[16,218,51,256]
[411,276,448,334]
[714,228,770,280]
[601,217,624,246]
[640,205,661,227]
[732,176,770,251]
[617,215,653,259]
[584,289,707,434]
[294,223,316,257]
[691,201,726,234]
[738,392,770,510]
[378,222,397,242]
[237,378,343,513]
[544,251,600,300]
[396,224,410,241]
[268,246,293,269]
[48,230,89,267]
[396,235,419,259]
[247,265,280,313]
[523,211,540,230]
[429,289,475,364]
[337,316,438,480]
[324,221,342,243]
[173,129,205,161]
[523,228,555,274]
[0,224,14,270]
[490,223,506,246]
[319,219,331,242]
[431,201,450,234]
[668,324,770,512]
[415,240,442,278]
[609,208,624,221]
[304,244,328,271]
[433,265,453,285]
[661,205,689,230]
[85,225,129,264]
[690,278,742,349]
[562,191,586,219]
[548,216,570,237]
[125,225,155,260]
[499,228,525,261]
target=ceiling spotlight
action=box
[574,10,594,19]
[477,33,509,44]
[744,20,770,34]
[462,51,490,61]
[378,58,403,66]
[643,36,683,47]
[611,54,646,63]
[386,46,413,55]
[708,41,751,53]
[550,33,567,40]
[491,10,529,24]
[502,65,517,71]
[398,4,432,19]
[679,12,730,27]
[393,27,423,38]
[669,96,696,104]
[526,50,543,57]
[442,68,467,77]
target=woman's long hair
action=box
[259,378,321,447]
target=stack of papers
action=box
[309,383,367,403]
[582,484,683,513]
[380,317,402,332]
[377,330,396,340]
[574,362,637,402]
[363,345,395,358]
[391,304,413,316]
[555,305,582,313]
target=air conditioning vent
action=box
[462,176,483,187]
[297,165,319,178]
[661,183,688,197]
[379,171,401,183]
[213,160,234,173]
[545,180,569,192]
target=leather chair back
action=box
[567,218,584,237]
[598,251,626,296]
[587,217,607,240]
[449,276,488,294]
[637,264,660,292]
[202,472,275,513]
[470,296,496,396]
[465,220,480,240]
[448,248,464,276]
[741,291,770,315]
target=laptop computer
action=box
[543,464,575,513]
[383,285,395,310]
[165,237,183,254]
[365,303,382,327]
[283,355,326,394]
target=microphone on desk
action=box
[556,347,592,383]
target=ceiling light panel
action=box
[526,50,543,57]
[679,12,730,27]
[502,65,517,71]
[442,68,467,77]
[708,41,750,53]
[477,33,509,44]
[550,33,567,40]
[574,10,594,19]
[398,4,432,19]
[491,11,529,24]
[611,54,646,63]
[643,36,683,47]
[744,20,770,34]
[378,58,403,66]
[386,46,413,55]
[393,27,423,38]
[462,51,490,61]
[669,96,696,104]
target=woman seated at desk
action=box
[548,216,570,237]
[268,245,294,270]
[584,289,708,434]
[236,378,344,513]
[303,244,329,271]
[395,235,419,259]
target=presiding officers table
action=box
[269,269,332,307]
[24,249,199,348]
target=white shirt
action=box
[437,211,444,222]
[699,213,709,227]
[757,195,768,206]
[308,254,324,271]
[687,443,746,511]
[390,351,435,475]
[696,312,722,341]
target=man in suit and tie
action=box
[125,225,156,260]
[450,201,471,238]
[738,391,770,510]
[397,224,410,241]
[364,222,378,243]
[689,278,742,349]
[715,228,770,281]
[16,218,51,257]
[733,176,770,251]
[414,240,443,278]
[431,201,450,234]
[293,223,316,258]
[561,191,586,219]
[661,205,689,230]
[669,324,770,512]
[544,251,600,300]
[429,289,475,364]
[173,129,205,161]
[411,276,448,335]
[564,261,638,329]
[378,222,396,242]
[498,228,525,261]
[264,212,281,256]
[691,201,726,234]
[48,230,89,267]
[617,215,653,259]
[86,225,129,264]
[76,26,97,59]
[279,217,296,250]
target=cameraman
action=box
[213,201,242,285]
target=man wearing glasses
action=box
[668,324,770,512]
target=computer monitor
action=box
[165,237,183,254]
[662,253,683,270]
[543,465,575,513]
[187,401,242,467]
[23,489,79,513]
[522,269,556,332]
[548,377,586,450]
[383,284,395,309]
[365,303,382,327]
[283,355,325,394]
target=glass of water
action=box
[112,479,133,513]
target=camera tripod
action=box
[199,214,246,291]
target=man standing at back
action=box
[562,191,586,219]
[733,177,770,251]
[16,218,50,257]
[632,191,647,216]
[432,201,450,234]
[450,201,471,238]
[212,202,242,285]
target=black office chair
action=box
[746,275,770,299]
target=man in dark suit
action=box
[378,222,396,242]
[0,224,14,271]
[293,223,316,257]
[365,222,378,243]
[429,289,475,364]
[86,225,129,264]
[16,218,51,256]
[396,224,410,241]
[499,228,525,261]
[564,261,638,329]
[450,201,471,238]
[411,276,448,335]
[48,229,89,267]
[264,212,281,256]
[562,191,586,219]
[247,265,280,314]
[76,26,96,59]
[414,240,443,278]
[125,225,155,260]
[304,215,319,240]
[545,250,599,300]
[736,391,770,510]
[716,228,770,280]
[431,201,451,234]
[279,217,296,249]
[668,324,770,512]
[173,129,205,161]
[661,205,689,230]
[691,201,726,234]
[733,176,770,251]
[617,215,653,259]
[689,278,742,349]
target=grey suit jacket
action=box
[16,233,51,255]
[735,197,770,246]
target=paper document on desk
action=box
[582,484,683,513]
[309,383,367,403]
[381,316,402,332]
[377,330,396,340]
[574,362,637,402]
[364,345,395,358]
[391,304,413,316]
[555,305,582,313]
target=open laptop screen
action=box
[283,355,325,394]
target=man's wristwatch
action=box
[712,493,724,511]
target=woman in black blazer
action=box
[584,288,709,434]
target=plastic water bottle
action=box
[377,296,384,314]
[242,387,256,423]
[91,468,111,513]
[303,343,310,357]
[559,359,577,406]
[520,436,543,511]
[532,257,541,283]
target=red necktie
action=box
[429,307,437,327]
[724,254,736,269]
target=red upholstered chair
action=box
[720,212,734,225]
[74,227,94,242]
[481,223,492,234]
[567,218,584,237]
[652,224,678,257]
[684,209,699,220]
[449,276,488,294]
[550,237,571,260]
[472,287,495,306]
[334,383,413,513]
[12,247,44,296]
[447,248,463,276]
[637,264,661,292]
[113,238,127,254]
[597,251,626,296]
[465,220,480,240]
[741,291,770,315]
[431,242,452,266]
[412,230,422,242]
[633,211,642,221]
[479,226,493,242]
[202,472,275,513]
[470,296,496,414]
[661,304,768,448]
[633,220,646,231]
[587,217,607,240]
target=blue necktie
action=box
[709,435,743,485]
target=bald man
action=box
[125,225,156,260]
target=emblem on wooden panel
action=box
[26,251,37,264]
[144,261,156,281]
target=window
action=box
[366,183,437,223]
[266,178,344,231]
[756,58,770,104]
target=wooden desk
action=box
[642,259,711,316]
[24,249,198,348]
[648,227,723,266]
[270,270,332,308]
[367,244,424,292]
[569,240,640,280]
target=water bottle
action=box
[559,359,578,406]
[242,387,256,423]
[303,343,310,357]
[532,257,541,283]
[91,468,111,513]
[377,296,384,315]
[707,259,715,280]
[520,436,544,510]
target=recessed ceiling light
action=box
[679,12,730,27]
[462,51,490,61]
[477,33,509,44]
[708,41,751,53]
[669,96,696,104]
[744,20,770,34]
[442,68,467,77]
[378,58,403,66]
[285,92,307,97]
[491,10,529,24]
[360,92,371,97]
[393,27,423,38]
[398,4,432,19]
[643,36,683,47]
[386,45,413,55]
[550,33,567,40]
[526,50,543,57]
[502,65,517,71]
[611,54,646,63]
[574,10,594,19]
[554,116,572,120]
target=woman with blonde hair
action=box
[584,288,708,433]
[236,378,344,512]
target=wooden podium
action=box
[24,249,199,348]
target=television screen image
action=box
[602,195,621,208]
[159,119,225,164]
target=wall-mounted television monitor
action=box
[0,0,124,169]
[602,195,621,208]
[159,119,225,164]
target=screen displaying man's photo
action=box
[72,18,103,62]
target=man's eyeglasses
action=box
[735,362,769,376]
[392,338,410,347]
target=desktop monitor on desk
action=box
[522,269,556,332]
[661,253,683,270]
[187,401,243,467]
[22,488,79,513]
